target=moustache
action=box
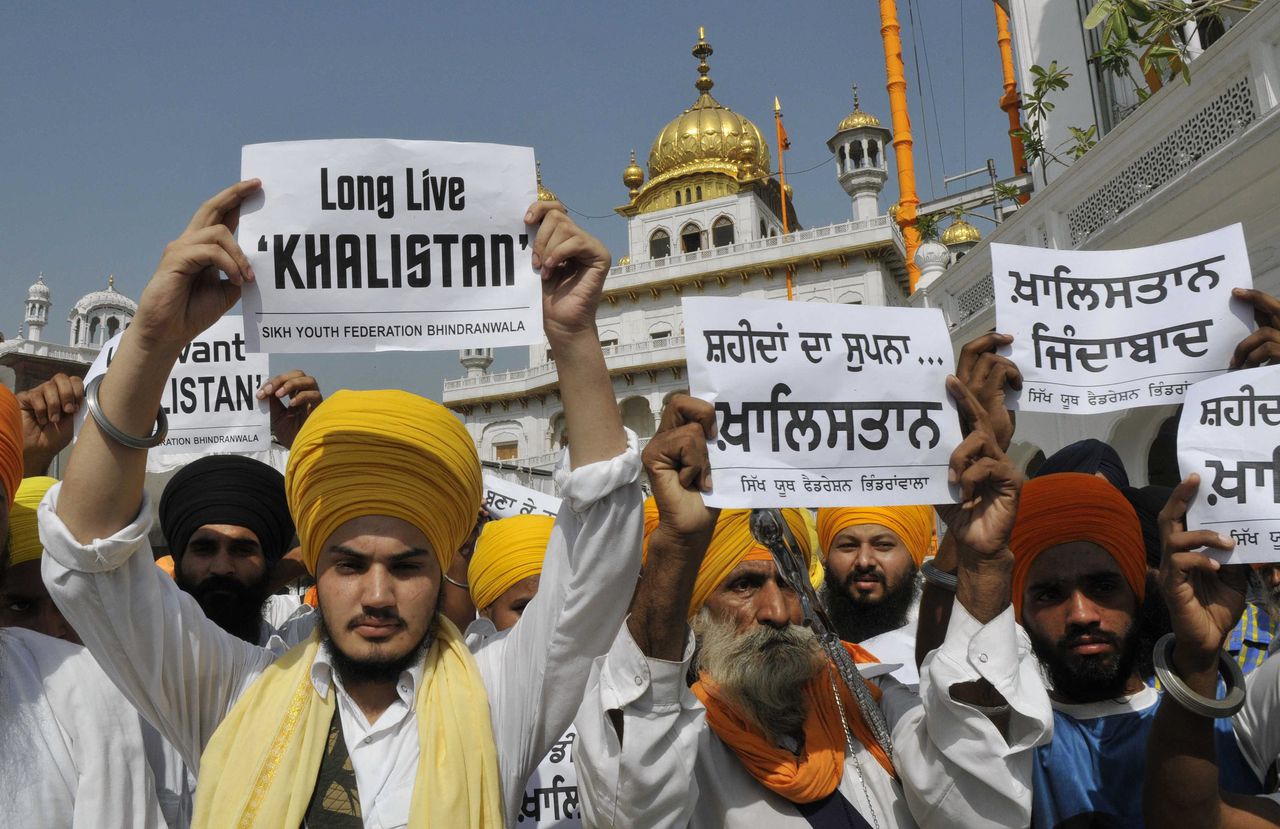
[1058,626,1120,652]
[843,568,885,589]
[347,609,405,631]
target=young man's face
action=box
[824,524,917,606]
[176,524,270,643]
[315,515,440,676]
[1021,541,1140,702]
[481,574,539,632]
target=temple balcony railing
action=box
[909,1,1280,345]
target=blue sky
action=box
[1,0,1015,396]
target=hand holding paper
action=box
[1157,475,1247,667]
[257,369,323,449]
[1229,288,1280,369]
[956,332,1021,452]
[132,180,260,356]
[528,200,612,343]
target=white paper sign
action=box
[1180,365,1280,564]
[684,297,962,508]
[995,224,1253,415]
[239,139,542,353]
[482,474,561,519]
[80,317,272,455]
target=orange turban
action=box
[1010,472,1146,620]
[0,386,21,510]
[468,515,554,610]
[816,506,934,567]
[286,389,481,576]
[642,499,812,619]
[155,555,177,578]
[7,476,56,567]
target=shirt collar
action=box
[309,640,425,708]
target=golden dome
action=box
[941,216,983,245]
[618,255,632,266]
[536,162,557,202]
[646,29,770,182]
[836,84,882,131]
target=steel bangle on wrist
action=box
[1152,632,1246,718]
[84,375,169,450]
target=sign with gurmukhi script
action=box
[239,139,542,353]
[80,317,272,455]
[1181,365,1280,564]
[996,224,1253,415]
[482,474,561,519]
[683,297,962,508]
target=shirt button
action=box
[364,737,373,744]
[978,653,989,664]
[634,676,643,686]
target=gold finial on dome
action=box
[693,26,714,94]
[623,149,644,198]
[107,273,115,290]
[941,215,983,246]
[837,82,882,131]
[536,162,557,202]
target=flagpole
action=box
[878,0,922,292]
[774,96,794,300]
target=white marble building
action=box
[442,32,921,490]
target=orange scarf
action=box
[691,642,895,804]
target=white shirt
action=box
[41,439,642,829]
[1233,646,1280,784]
[862,616,921,689]
[0,627,167,829]
[574,603,1053,829]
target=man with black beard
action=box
[1009,472,1262,828]
[159,453,304,647]
[817,505,933,686]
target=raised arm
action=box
[57,179,260,542]
[575,395,717,829]
[1144,476,1280,828]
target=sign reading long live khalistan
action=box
[995,224,1253,415]
[1180,365,1280,565]
[684,297,962,508]
[238,139,542,353]
[79,317,272,456]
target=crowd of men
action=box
[4,179,1280,828]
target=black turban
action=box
[1033,438,1130,490]
[1121,484,1174,569]
[159,455,294,565]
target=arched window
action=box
[685,187,692,203]
[695,185,702,201]
[88,317,100,345]
[868,140,880,167]
[620,397,656,440]
[106,317,120,340]
[712,216,735,247]
[680,223,703,253]
[851,142,865,169]
[759,220,767,239]
[675,190,682,205]
[837,145,846,174]
[73,319,81,345]
[649,229,671,260]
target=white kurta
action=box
[41,440,642,829]
[574,603,1053,829]
[0,627,166,829]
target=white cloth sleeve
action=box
[39,484,274,771]
[573,623,701,829]
[1233,648,1280,782]
[893,603,1054,829]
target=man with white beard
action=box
[574,390,1053,829]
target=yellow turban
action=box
[816,505,935,566]
[468,515,554,610]
[642,500,812,619]
[286,389,481,576]
[0,386,20,510]
[6,476,56,567]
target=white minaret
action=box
[827,85,892,222]
[914,240,952,291]
[24,272,51,342]
[459,348,494,379]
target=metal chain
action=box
[827,665,881,829]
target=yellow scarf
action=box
[193,617,502,828]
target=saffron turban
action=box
[0,386,21,510]
[468,515,554,611]
[6,476,56,567]
[160,454,294,565]
[816,505,935,566]
[286,389,481,576]
[1010,472,1146,620]
[642,499,812,618]
[1033,439,1130,490]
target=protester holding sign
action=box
[40,180,642,827]
[575,391,1053,829]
